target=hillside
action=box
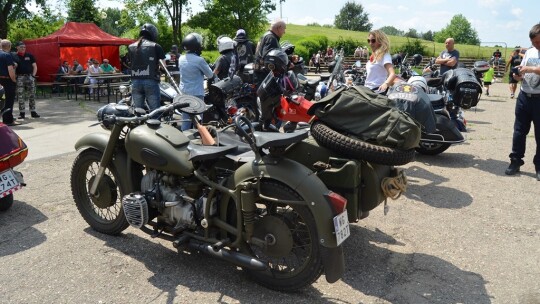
[284,24,512,60]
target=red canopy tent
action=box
[23,22,135,82]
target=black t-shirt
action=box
[14,52,36,75]
[0,51,15,77]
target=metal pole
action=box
[280,0,283,19]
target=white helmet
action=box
[407,76,428,92]
[217,36,234,53]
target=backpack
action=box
[308,86,421,150]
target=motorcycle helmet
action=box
[413,54,423,66]
[217,35,234,53]
[280,41,295,56]
[407,76,428,92]
[139,23,158,42]
[264,49,289,74]
[97,104,133,130]
[182,33,203,55]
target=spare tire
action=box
[310,121,416,166]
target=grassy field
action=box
[279,24,516,60]
[202,24,519,63]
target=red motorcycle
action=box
[0,99,27,211]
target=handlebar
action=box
[103,102,190,125]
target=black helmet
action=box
[280,41,295,55]
[264,49,289,74]
[139,23,158,42]
[182,33,203,55]
[413,54,423,66]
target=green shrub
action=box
[331,36,365,56]
[295,35,329,60]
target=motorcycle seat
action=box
[253,129,308,149]
[187,142,238,161]
[427,94,445,110]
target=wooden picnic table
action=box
[87,73,130,103]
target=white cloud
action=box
[511,7,523,17]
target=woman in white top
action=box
[364,29,396,94]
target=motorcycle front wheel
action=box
[415,142,451,155]
[243,180,323,291]
[0,194,14,212]
[70,149,129,235]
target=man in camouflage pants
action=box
[14,41,40,119]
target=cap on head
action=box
[16,41,25,48]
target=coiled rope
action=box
[381,169,408,200]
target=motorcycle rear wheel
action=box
[243,180,323,291]
[415,142,451,155]
[0,194,14,212]
[70,149,129,235]
[311,120,416,166]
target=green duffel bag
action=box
[308,85,421,150]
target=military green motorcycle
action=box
[70,96,350,291]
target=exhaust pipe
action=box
[188,241,268,271]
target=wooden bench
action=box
[36,81,70,98]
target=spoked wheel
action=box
[415,141,451,155]
[243,181,323,291]
[0,194,14,212]
[70,149,129,235]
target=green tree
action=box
[67,0,100,26]
[380,26,403,36]
[0,0,47,38]
[8,8,64,42]
[404,28,419,39]
[187,0,276,41]
[100,8,124,37]
[433,14,480,45]
[421,30,434,41]
[334,1,372,32]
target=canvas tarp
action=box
[23,22,135,82]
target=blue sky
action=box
[100,0,536,48]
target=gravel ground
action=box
[1,82,539,304]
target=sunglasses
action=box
[367,39,377,43]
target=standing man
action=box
[505,23,540,180]
[14,41,39,119]
[314,51,321,74]
[505,49,522,98]
[128,23,166,111]
[233,29,255,74]
[253,19,287,86]
[0,40,18,126]
[435,38,459,75]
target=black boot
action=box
[31,111,40,118]
[505,159,524,175]
[18,112,25,120]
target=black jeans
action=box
[509,91,540,170]
[0,78,17,124]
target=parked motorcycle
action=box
[70,94,352,291]
[0,99,28,211]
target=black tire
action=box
[310,120,416,166]
[243,180,323,291]
[415,142,451,155]
[70,149,129,235]
[0,194,14,212]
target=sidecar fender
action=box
[74,133,139,193]
[232,157,341,248]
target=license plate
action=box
[0,169,21,197]
[333,210,350,246]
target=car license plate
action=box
[0,169,21,197]
[333,210,350,246]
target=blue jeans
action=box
[510,91,540,170]
[131,79,160,111]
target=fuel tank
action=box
[125,123,194,176]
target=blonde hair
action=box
[369,30,390,62]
